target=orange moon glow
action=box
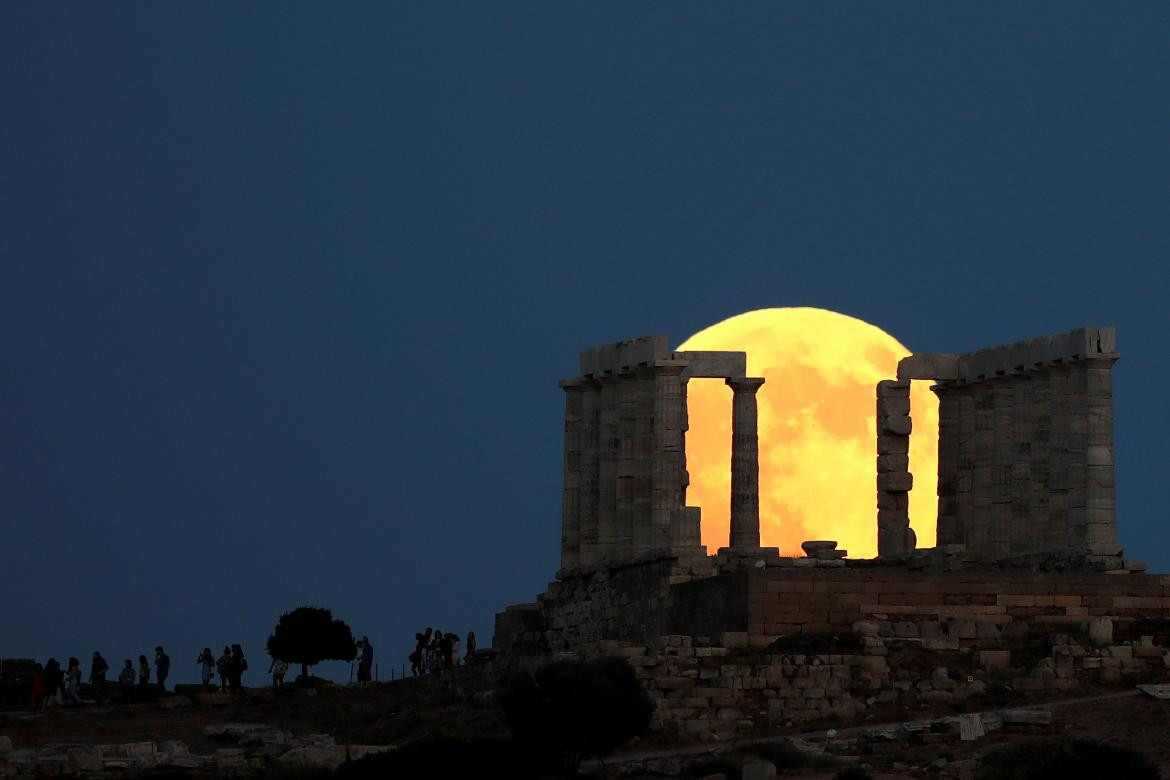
[678,307,938,559]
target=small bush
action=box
[501,656,654,776]
[978,738,1160,780]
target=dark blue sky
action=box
[3,4,1167,682]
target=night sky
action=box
[3,3,1168,683]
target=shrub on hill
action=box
[501,655,654,777]
[266,606,357,681]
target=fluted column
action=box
[727,377,765,549]
[558,380,586,570]
[651,362,687,552]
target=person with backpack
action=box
[90,652,109,706]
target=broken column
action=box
[876,379,915,555]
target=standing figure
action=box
[268,657,288,687]
[229,644,247,695]
[154,646,171,695]
[465,631,476,664]
[217,646,232,692]
[43,658,64,708]
[450,634,460,667]
[119,660,136,705]
[90,652,109,706]
[31,663,46,711]
[196,648,216,692]
[409,633,424,677]
[65,658,82,705]
[439,631,453,670]
[137,655,150,699]
[357,636,373,686]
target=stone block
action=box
[877,472,914,492]
[742,762,777,780]
[979,650,1011,671]
[877,379,911,397]
[1089,617,1113,647]
[898,353,960,381]
[879,416,913,436]
[877,434,909,454]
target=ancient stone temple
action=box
[491,325,1168,745]
[558,335,773,571]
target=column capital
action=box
[726,376,765,393]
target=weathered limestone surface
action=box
[888,327,1119,561]
[561,336,761,569]
[728,377,766,549]
[876,380,915,556]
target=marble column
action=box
[1082,354,1119,545]
[558,380,586,570]
[651,362,687,552]
[727,377,765,549]
[577,380,601,566]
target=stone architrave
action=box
[727,377,765,549]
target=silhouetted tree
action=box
[501,655,654,776]
[266,606,357,680]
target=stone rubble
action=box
[0,723,395,777]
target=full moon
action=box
[678,307,938,559]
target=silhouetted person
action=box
[119,660,136,705]
[155,646,170,694]
[137,655,150,698]
[429,629,442,673]
[31,663,46,711]
[197,647,216,692]
[90,652,109,706]
[229,644,246,695]
[357,636,373,686]
[410,633,424,676]
[65,658,82,705]
[450,634,460,666]
[465,631,476,664]
[268,657,288,687]
[217,646,232,692]
[423,628,434,673]
[43,658,63,708]
[439,631,453,670]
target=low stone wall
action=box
[746,568,1170,646]
[568,617,1170,743]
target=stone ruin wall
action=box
[496,563,1170,740]
[882,326,1120,559]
